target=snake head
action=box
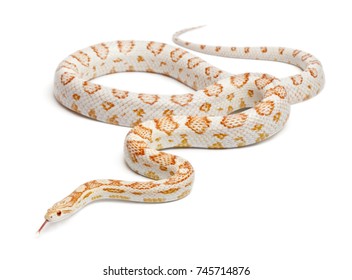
[44,196,74,222]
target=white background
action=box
[0,0,351,279]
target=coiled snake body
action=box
[39,27,324,231]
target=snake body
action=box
[42,27,324,226]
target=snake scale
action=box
[38,26,324,232]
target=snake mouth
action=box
[44,208,73,223]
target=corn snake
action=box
[39,26,324,232]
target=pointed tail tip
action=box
[173,25,207,43]
[183,25,206,33]
[195,25,206,29]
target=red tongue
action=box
[37,220,48,234]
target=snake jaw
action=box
[45,207,73,222]
[37,208,73,233]
[38,207,73,233]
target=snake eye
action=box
[56,210,62,216]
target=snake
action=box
[38,26,324,232]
